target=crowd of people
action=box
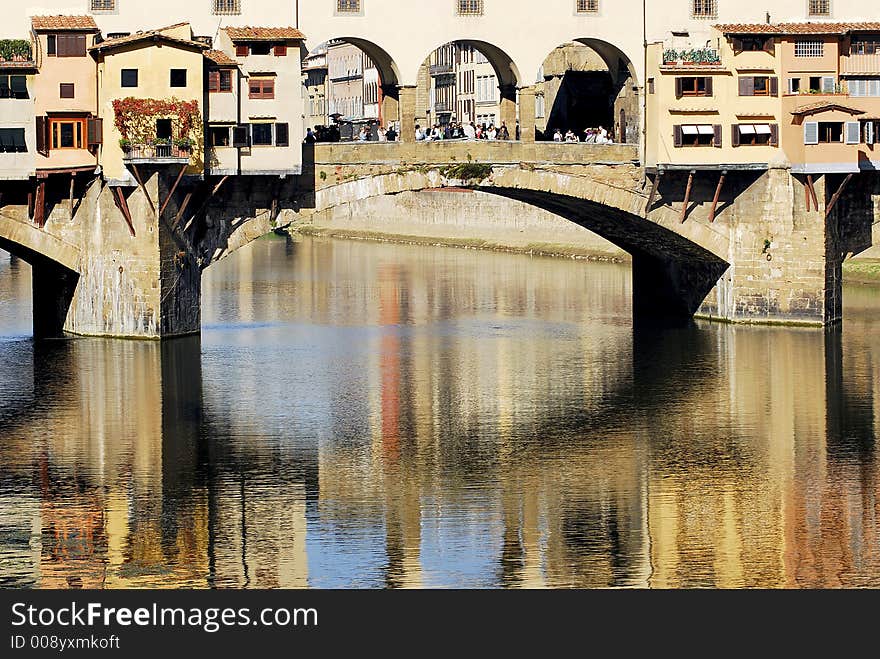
[413,121,516,142]
[551,126,614,144]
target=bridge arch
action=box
[0,215,80,273]
[306,36,402,90]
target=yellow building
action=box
[90,23,207,183]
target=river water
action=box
[0,235,878,589]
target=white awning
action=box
[697,125,715,135]
[681,125,699,135]
[738,125,756,134]
[755,124,772,135]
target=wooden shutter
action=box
[675,78,683,99]
[822,76,836,93]
[264,79,274,98]
[732,124,740,147]
[804,122,819,145]
[845,121,861,144]
[739,77,754,96]
[236,44,249,57]
[35,116,49,157]
[705,77,713,96]
[732,38,743,54]
[274,44,287,56]
[763,38,775,54]
[713,125,722,148]
[769,77,778,97]
[769,123,779,147]
[673,125,683,147]
[208,71,220,92]
[233,125,250,147]
[275,122,289,146]
[87,117,103,146]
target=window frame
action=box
[59,83,75,99]
[90,0,117,11]
[170,69,187,88]
[691,0,717,19]
[250,122,273,146]
[457,0,484,16]
[248,77,275,99]
[121,68,139,88]
[575,0,599,13]
[209,125,231,147]
[212,0,241,15]
[0,75,29,100]
[336,0,362,14]
[49,117,87,150]
[795,40,824,58]
[808,0,830,17]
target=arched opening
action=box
[535,39,640,145]
[303,38,402,142]
[415,40,521,138]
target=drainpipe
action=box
[295,0,299,29]
[641,0,648,174]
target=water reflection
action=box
[0,239,878,588]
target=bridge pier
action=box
[518,85,536,142]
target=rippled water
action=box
[1,236,879,588]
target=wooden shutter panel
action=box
[236,45,249,57]
[804,122,819,145]
[713,125,722,148]
[208,71,220,92]
[732,124,740,147]
[867,121,876,145]
[87,117,103,146]
[274,122,289,146]
[233,125,250,148]
[739,77,754,96]
[763,38,775,54]
[845,121,861,144]
[769,77,778,97]
[732,38,743,54]
[274,44,287,56]
[35,116,49,157]
[769,123,779,147]
[705,77,713,96]
[673,125,683,147]
[675,78,683,99]
[74,34,86,56]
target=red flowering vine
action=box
[112,97,202,145]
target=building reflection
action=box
[0,239,878,588]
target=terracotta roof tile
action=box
[91,28,209,53]
[204,50,238,66]
[790,100,865,116]
[223,26,306,42]
[31,15,99,31]
[0,60,37,70]
[716,22,880,35]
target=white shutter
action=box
[845,121,861,144]
[866,121,875,145]
[822,76,836,93]
[804,121,819,145]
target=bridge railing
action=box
[310,140,639,166]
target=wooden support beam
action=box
[112,187,136,237]
[69,174,75,220]
[159,164,187,218]
[708,171,726,223]
[184,176,230,232]
[804,178,812,212]
[129,164,155,214]
[34,180,46,228]
[825,173,853,219]
[680,171,695,223]
[645,172,661,216]
[806,174,819,211]
[172,192,193,231]
[27,188,34,220]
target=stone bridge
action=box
[0,141,875,338]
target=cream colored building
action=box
[0,54,36,181]
[91,23,207,183]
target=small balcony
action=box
[121,142,192,164]
[844,53,880,75]
[661,48,722,69]
[430,63,455,76]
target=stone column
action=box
[397,85,418,143]
[499,84,518,135]
[380,84,399,129]
[517,85,536,143]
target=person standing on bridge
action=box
[498,122,510,140]
[386,125,397,142]
[415,124,425,141]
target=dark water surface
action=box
[1,236,879,588]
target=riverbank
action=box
[843,258,880,285]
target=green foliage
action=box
[663,48,721,65]
[319,170,327,181]
[0,40,32,61]
[441,163,493,181]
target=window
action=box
[676,76,712,98]
[863,120,878,145]
[274,44,287,57]
[733,124,777,146]
[50,118,86,150]
[337,0,361,11]
[90,0,116,10]
[59,83,74,99]
[249,78,275,99]
[275,122,289,146]
[805,121,843,144]
[0,128,26,153]
[210,126,231,147]
[808,76,836,93]
[691,0,717,19]
[849,78,880,97]
[156,119,172,140]
[673,124,721,147]
[738,76,778,96]
[795,40,824,57]
[808,0,830,16]
[0,75,29,99]
[251,123,273,146]
[47,34,86,57]
[476,75,496,102]
[851,39,880,55]
[121,69,138,87]
[170,69,187,88]
[213,0,241,15]
[236,45,249,57]
[736,36,772,52]
[208,69,233,93]
[576,0,599,11]
[457,0,484,16]
[250,43,271,56]
[789,77,801,94]
[535,94,545,118]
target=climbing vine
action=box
[112,97,201,146]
